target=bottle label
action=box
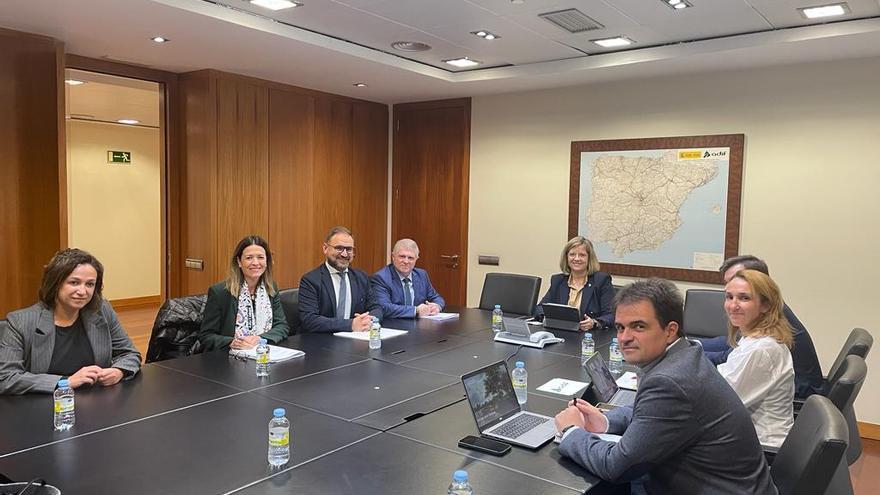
[257,352,269,365]
[492,315,501,324]
[269,428,289,447]
[370,328,379,338]
[54,397,74,413]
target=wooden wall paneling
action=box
[0,28,63,315]
[179,71,217,295]
[350,102,389,273]
[312,99,353,252]
[268,89,317,289]
[215,78,270,279]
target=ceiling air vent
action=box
[539,8,604,34]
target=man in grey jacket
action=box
[554,278,776,494]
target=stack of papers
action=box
[616,372,638,391]
[537,378,590,397]
[333,328,408,340]
[229,345,304,363]
[422,312,459,321]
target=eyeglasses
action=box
[329,245,355,254]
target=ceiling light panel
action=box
[591,36,634,48]
[662,0,693,10]
[249,0,300,11]
[443,57,481,68]
[471,30,500,40]
[798,3,850,19]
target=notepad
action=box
[616,371,638,391]
[229,345,304,363]
[333,328,408,340]
[537,378,590,397]
[421,312,459,321]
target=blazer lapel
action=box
[84,306,111,367]
[580,277,596,316]
[320,265,337,311]
[30,307,56,374]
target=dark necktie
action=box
[336,271,348,319]
[403,277,413,306]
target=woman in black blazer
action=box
[198,235,290,351]
[533,236,614,331]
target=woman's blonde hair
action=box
[225,235,277,297]
[559,236,600,275]
[727,269,792,348]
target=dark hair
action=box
[39,248,104,312]
[613,278,684,336]
[719,255,769,276]
[225,235,276,296]
[325,226,353,243]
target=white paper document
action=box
[333,328,408,340]
[422,312,459,321]
[537,378,590,397]
[616,372,638,391]
[229,345,304,363]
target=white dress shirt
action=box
[325,262,352,320]
[717,335,794,448]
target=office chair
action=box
[145,294,207,363]
[770,395,848,495]
[824,355,868,465]
[682,289,727,338]
[478,273,541,317]
[824,328,872,390]
[278,288,300,335]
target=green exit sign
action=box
[107,151,132,163]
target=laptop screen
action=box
[583,354,619,404]
[462,361,522,431]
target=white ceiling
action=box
[2,0,879,103]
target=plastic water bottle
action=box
[511,361,528,405]
[369,316,381,350]
[581,332,595,366]
[491,305,503,333]
[447,470,474,495]
[53,379,75,431]
[608,338,624,376]
[256,338,270,377]
[268,408,290,466]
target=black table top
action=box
[400,338,572,378]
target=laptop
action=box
[541,303,581,332]
[583,354,636,409]
[461,361,556,449]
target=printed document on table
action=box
[333,328,408,340]
[616,372,638,391]
[422,313,459,321]
[536,378,590,397]
[229,345,304,363]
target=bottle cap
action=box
[584,332,592,338]
[259,338,267,345]
[453,470,468,482]
[515,361,524,368]
[273,408,285,417]
[57,379,70,388]
[494,304,501,309]
[612,337,618,343]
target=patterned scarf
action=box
[235,283,273,337]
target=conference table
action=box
[0,308,623,494]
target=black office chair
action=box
[824,328,872,390]
[824,355,868,465]
[770,395,848,495]
[145,294,207,363]
[278,288,300,335]
[681,289,727,338]
[478,272,541,316]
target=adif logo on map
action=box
[678,148,729,160]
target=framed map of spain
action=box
[569,134,744,284]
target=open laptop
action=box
[541,303,581,332]
[461,361,556,449]
[583,354,636,409]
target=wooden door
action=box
[392,99,470,307]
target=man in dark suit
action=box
[554,278,776,494]
[298,226,382,333]
[371,239,445,319]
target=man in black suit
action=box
[298,226,382,333]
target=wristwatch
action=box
[560,424,578,437]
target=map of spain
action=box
[586,152,719,257]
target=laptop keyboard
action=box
[492,413,551,439]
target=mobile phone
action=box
[458,435,511,456]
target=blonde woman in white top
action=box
[717,269,794,448]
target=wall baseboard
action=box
[110,295,161,309]
[859,421,880,441]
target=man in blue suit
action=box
[371,239,445,319]
[298,226,382,333]
[554,279,775,494]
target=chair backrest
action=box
[278,288,300,335]
[771,395,849,495]
[478,273,542,316]
[145,294,208,363]
[825,355,868,466]
[682,289,727,338]
[826,328,872,386]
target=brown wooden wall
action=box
[0,28,64,316]
[178,70,388,295]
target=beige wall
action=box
[67,120,161,300]
[468,57,880,424]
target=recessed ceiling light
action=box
[798,3,849,19]
[443,57,481,68]
[353,82,367,88]
[65,79,85,86]
[591,36,634,48]
[663,0,692,9]
[391,41,432,52]
[250,0,300,11]
[151,36,169,43]
[511,0,525,4]
[117,119,140,125]
[471,30,501,40]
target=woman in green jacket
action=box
[198,235,290,351]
